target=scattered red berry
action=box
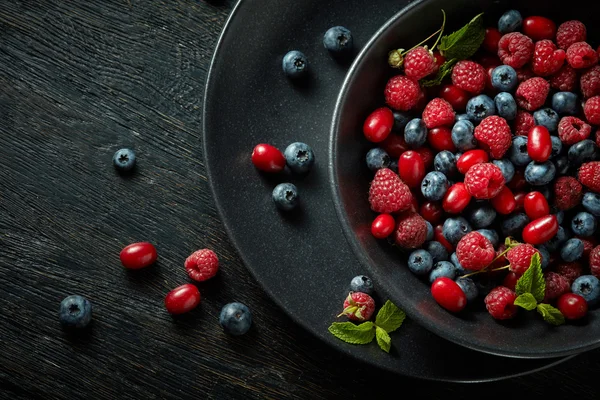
[579,238,596,258]
[580,66,600,98]
[578,162,600,192]
[522,215,559,245]
[427,126,456,152]
[451,60,487,94]
[415,147,434,169]
[474,116,512,159]
[556,262,583,285]
[483,27,502,53]
[524,191,550,220]
[484,286,518,320]
[508,169,528,191]
[404,46,438,80]
[556,20,587,50]
[422,98,455,129]
[394,212,427,249]
[550,64,578,92]
[398,151,426,188]
[513,191,527,211]
[590,246,600,278]
[566,42,598,69]
[363,107,394,142]
[558,116,592,145]
[165,284,201,315]
[420,201,444,224]
[120,242,158,270]
[442,183,472,214]
[503,272,520,291]
[554,176,583,210]
[523,16,556,41]
[435,224,455,253]
[515,77,550,111]
[557,293,588,320]
[490,186,517,215]
[527,125,552,162]
[251,144,286,173]
[368,168,414,213]
[385,75,422,111]
[507,244,540,275]
[498,32,534,68]
[543,272,571,303]
[381,133,409,158]
[515,66,535,82]
[184,249,219,282]
[531,40,565,77]
[513,110,535,136]
[584,96,600,125]
[464,162,505,199]
[440,84,470,111]
[457,149,489,174]
[431,277,467,313]
[456,232,495,271]
[371,214,395,239]
[341,292,376,322]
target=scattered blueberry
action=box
[525,161,556,186]
[552,92,579,115]
[350,275,374,294]
[443,217,472,245]
[501,212,529,238]
[491,65,518,92]
[537,245,550,269]
[282,50,308,79]
[451,120,477,151]
[455,113,470,121]
[219,302,252,335]
[466,94,496,123]
[429,261,457,283]
[495,92,517,120]
[434,151,457,177]
[571,275,600,307]
[404,118,428,148]
[425,221,434,242]
[284,142,315,174]
[477,229,500,247]
[466,204,497,228]
[555,210,565,225]
[421,171,449,201]
[450,252,467,276]
[393,111,411,132]
[323,26,353,55]
[456,277,479,302]
[550,136,563,159]
[407,249,434,275]
[498,9,522,33]
[582,192,600,216]
[272,183,299,211]
[508,136,532,167]
[366,148,391,171]
[113,148,136,172]
[533,108,559,133]
[492,159,515,183]
[425,241,449,263]
[568,139,598,166]
[560,238,584,262]
[59,295,92,329]
[571,211,597,237]
[388,159,399,174]
[554,155,569,175]
[545,225,569,252]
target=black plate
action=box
[203,0,573,381]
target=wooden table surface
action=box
[1,0,599,398]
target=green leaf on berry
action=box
[328,321,375,344]
[514,293,538,311]
[515,253,545,303]
[375,300,406,333]
[537,303,566,326]
[438,12,485,61]
[375,326,392,353]
[504,237,520,248]
[420,59,457,87]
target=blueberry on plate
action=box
[568,139,598,166]
[508,136,532,167]
[466,95,496,123]
[533,108,559,133]
[219,302,252,335]
[571,211,597,237]
[494,92,517,120]
[550,136,563,159]
[582,192,600,216]
[323,26,353,55]
[350,275,374,294]
[477,229,500,247]
[571,275,600,307]
[492,159,515,183]
[284,142,315,174]
[407,249,433,275]
[59,295,92,329]
[466,204,497,229]
[456,277,479,302]
[429,261,457,283]
[552,92,579,115]
[421,171,449,201]
[442,217,472,245]
[393,111,411,132]
[425,241,449,263]
[560,238,584,262]
[272,183,299,211]
[525,161,556,186]
[433,151,457,177]
[501,213,529,238]
[498,9,522,33]
[404,118,428,148]
[491,65,518,92]
[113,148,136,172]
[282,50,308,79]
[451,119,477,151]
[365,148,390,172]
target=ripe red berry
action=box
[584,96,600,125]
[380,133,409,158]
[451,60,487,94]
[394,212,427,249]
[523,16,557,41]
[484,286,518,320]
[578,161,600,192]
[440,84,470,111]
[513,191,526,211]
[557,293,588,320]
[420,201,444,224]
[371,214,396,239]
[550,64,578,92]
[464,162,505,199]
[341,292,376,321]
[165,284,201,315]
[527,126,552,162]
[415,147,434,169]
[456,232,495,271]
[442,183,472,214]
[531,40,565,77]
[524,191,550,220]
[427,127,456,152]
[522,215,559,245]
[498,32,534,69]
[566,42,598,69]
[431,277,467,313]
[490,186,517,215]
[473,116,512,159]
[554,176,583,210]
[483,27,502,53]
[508,169,528,190]
[433,51,446,68]
[556,20,587,50]
[120,242,158,270]
[404,46,438,80]
[251,144,286,173]
[456,149,489,174]
[514,110,535,136]
[503,272,520,291]
[398,151,426,188]
[368,168,414,213]
[515,77,550,111]
[363,107,394,142]
[435,224,454,253]
[385,75,422,111]
[184,249,219,282]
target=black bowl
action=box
[330,0,600,358]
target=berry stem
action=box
[457,246,512,279]
[430,9,447,51]
[402,10,446,55]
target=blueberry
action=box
[350,275,374,294]
[491,65,518,92]
[219,302,252,335]
[495,92,517,120]
[425,221,434,242]
[498,9,522,33]
[545,226,569,252]
[571,275,600,307]
[407,249,434,275]
[466,95,496,123]
[560,238,584,262]
[508,136,532,167]
[421,171,449,201]
[502,213,529,238]
[568,139,598,166]
[571,211,597,237]
[525,161,556,186]
[556,210,565,225]
[284,142,315,174]
[552,92,579,115]
[492,159,515,183]
[533,108,559,133]
[583,192,600,216]
[477,229,500,247]
[538,185,553,202]
[404,118,428,148]
[434,151,457,177]
[443,217,472,245]
[389,159,399,173]
[451,120,477,151]
[272,183,299,211]
[113,148,136,172]
[425,241,449,263]
[550,136,563,159]
[450,252,468,276]
[282,50,308,79]
[456,277,479,302]
[554,155,569,175]
[366,148,390,171]
[323,26,353,55]
[59,295,92,329]
[537,245,550,269]
[429,261,457,283]
[456,113,470,121]
[393,111,411,132]
[466,204,497,228]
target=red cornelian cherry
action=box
[442,183,472,214]
[457,149,489,174]
[440,84,469,111]
[483,27,502,53]
[415,147,434,169]
[490,186,517,215]
[363,107,394,142]
[524,191,550,220]
[165,284,201,315]
[251,144,286,173]
[557,293,588,320]
[371,214,396,239]
[427,127,457,152]
[120,242,158,270]
[431,277,467,313]
[508,169,527,190]
[522,215,559,245]
[523,16,557,41]
[503,271,520,291]
[398,151,425,188]
[435,224,454,252]
[380,133,409,158]
[433,51,446,68]
[527,126,552,162]
[513,191,527,211]
[420,201,444,224]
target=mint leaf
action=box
[420,59,457,87]
[504,237,520,248]
[515,253,545,302]
[514,293,537,311]
[375,300,407,333]
[375,326,392,353]
[438,13,485,61]
[537,303,566,326]
[328,322,375,344]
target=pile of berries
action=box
[363,10,600,322]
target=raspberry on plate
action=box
[550,64,578,92]
[498,32,534,68]
[340,292,376,321]
[566,42,599,69]
[580,66,600,98]
[590,246,600,278]
[474,116,512,159]
[506,243,540,275]
[578,162,600,193]
[484,286,518,320]
[513,110,534,136]
[554,176,583,210]
[531,40,565,77]
[404,46,438,80]
[385,75,422,111]
[515,66,534,83]
[543,272,571,303]
[584,96,600,124]
[451,60,487,94]
[394,212,428,249]
[422,98,455,129]
[464,162,505,199]
[558,116,592,144]
[185,249,219,282]
[556,262,584,285]
[368,168,414,213]
[456,232,495,271]
[515,77,550,111]
[556,20,587,50]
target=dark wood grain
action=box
[1,0,599,398]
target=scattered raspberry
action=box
[553,176,583,210]
[394,212,427,249]
[184,249,219,282]
[566,42,599,69]
[484,286,518,320]
[451,60,487,94]
[515,77,550,111]
[422,98,455,129]
[590,246,600,278]
[415,147,434,169]
[507,244,540,275]
[532,40,566,76]
[550,64,578,92]
[584,96,600,125]
[515,66,534,82]
[557,116,592,145]
[464,162,505,199]
[543,272,571,303]
[513,110,535,136]
[456,232,496,271]
[498,32,534,68]
[578,162,600,193]
[404,46,438,80]
[368,168,414,213]
[580,66,600,98]
[556,20,587,50]
[473,116,512,159]
[597,130,600,147]
[578,237,596,258]
[341,292,376,321]
[555,262,583,285]
[384,75,422,111]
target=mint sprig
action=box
[420,59,457,87]
[438,13,485,61]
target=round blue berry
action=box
[388,159,398,174]
[550,136,563,159]
[284,142,315,174]
[533,108,559,133]
[561,238,584,262]
[425,241,449,263]
[421,171,449,201]
[434,151,457,177]
[219,302,252,335]
[323,26,353,54]
[425,221,434,242]
[366,148,391,172]
[404,118,428,148]
[393,111,411,132]
[456,113,470,121]
[59,295,92,329]
[554,155,569,175]
[113,148,136,172]
[477,229,500,247]
[525,161,556,186]
[272,183,299,211]
[282,50,308,79]
[350,275,374,295]
[498,9,522,33]
[568,139,598,166]
[429,261,457,283]
[466,204,497,228]
[495,92,517,120]
[408,249,434,275]
[451,120,477,151]
[536,246,550,269]
[572,275,600,307]
[545,226,569,252]
[555,210,565,225]
[583,192,600,216]
[538,185,552,202]
[450,252,467,276]
[456,277,479,302]
[501,213,529,238]
[443,217,472,245]
[491,65,518,92]
[492,159,515,183]
[466,95,496,123]
[552,92,579,115]
[508,136,532,167]
[571,212,597,237]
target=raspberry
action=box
[455,232,495,271]
[422,98,455,129]
[532,40,566,76]
[513,110,535,136]
[578,162,600,193]
[404,46,438,80]
[341,292,376,321]
[584,96,600,125]
[543,272,571,303]
[484,286,518,320]
[464,162,505,199]
[515,66,534,82]
[515,77,550,111]
[578,237,596,258]
[580,66,600,98]
[385,75,422,111]
[394,212,427,249]
[451,60,487,94]
[553,176,583,210]
[556,20,587,50]
[498,32,534,68]
[557,116,592,145]
[473,116,512,159]
[550,64,578,92]
[566,42,598,69]
[184,249,219,282]
[507,244,540,275]
[590,246,600,278]
[555,262,583,285]
[368,168,414,213]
